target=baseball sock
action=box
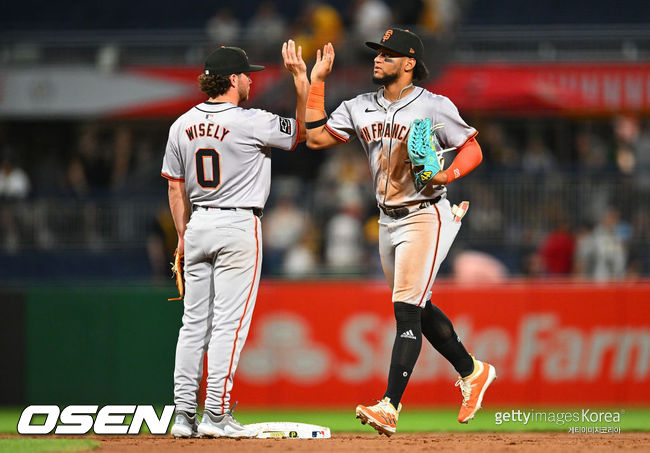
[383,302,422,407]
[421,300,474,378]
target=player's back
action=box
[164,101,298,209]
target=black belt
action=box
[379,196,441,219]
[193,205,263,218]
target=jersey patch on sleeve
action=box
[279,117,292,135]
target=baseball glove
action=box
[407,118,443,191]
[168,249,184,301]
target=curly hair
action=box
[198,74,232,98]
[413,61,430,82]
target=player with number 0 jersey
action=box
[162,41,308,438]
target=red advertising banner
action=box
[426,63,650,115]
[4,63,647,118]
[214,281,650,407]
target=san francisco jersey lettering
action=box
[325,87,477,207]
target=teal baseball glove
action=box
[407,118,443,191]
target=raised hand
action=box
[282,39,307,78]
[310,42,335,83]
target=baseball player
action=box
[162,41,308,438]
[305,29,496,436]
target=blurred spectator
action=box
[0,155,30,199]
[392,0,424,25]
[206,7,241,44]
[634,121,650,190]
[351,0,391,42]
[65,157,89,196]
[283,224,320,278]
[465,184,503,236]
[452,250,508,284]
[293,2,343,59]
[247,1,286,45]
[574,208,627,281]
[79,126,113,192]
[419,0,462,36]
[111,126,132,189]
[147,205,177,281]
[521,135,555,175]
[362,213,383,276]
[262,185,309,274]
[0,205,19,252]
[522,248,545,278]
[480,122,519,172]
[538,219,574,275]
[574,129,608,173]
[628,208,650,276]
[315,145,373,221]
[64,126,112,196]
[613,115,638,176]
[613,115,650,189]
[122,136,163,193]
[324,187,365,272]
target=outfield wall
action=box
[2,282,648,407]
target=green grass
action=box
[1,406,648,438]
[0,439,98,453]
[234,407,650,432]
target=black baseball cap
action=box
[204,46,265,76]
[365,28,424,61]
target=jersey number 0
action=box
[196,148,221,189]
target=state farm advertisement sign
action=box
[217,282,649,406]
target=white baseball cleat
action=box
[198,409,256,438]
[170,410,199,438]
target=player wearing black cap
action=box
[164,41,308,438]
[304,29,496,436]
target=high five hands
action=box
[310,43,335,83]
[282,39,307,79]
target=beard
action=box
[372,72,398,86]
[238,85,249,102]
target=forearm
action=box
[443,137,483,183]
[293,74,309,142]
[168,181,190,244]
[305,81,339,148]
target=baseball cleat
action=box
[355,397,402,437]
[456,356,497,423]
[198,409,256,438]
[170,410,199,438]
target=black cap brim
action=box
[365,41,412,58]
[205,64,265,76]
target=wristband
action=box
[307,81,325,110]
[306,117,328,129]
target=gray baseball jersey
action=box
[162,100,298,415]
[325,86,477,306]
[325,86,476,207]
[162,101,299,208]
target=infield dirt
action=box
[81,432,650,452]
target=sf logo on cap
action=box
[382,29,393,42]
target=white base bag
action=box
[244,422,331,439]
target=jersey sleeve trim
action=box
[290,120,301,151]
[324,124,350,143]
[161,172,185,182]
[455,130,479,151]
